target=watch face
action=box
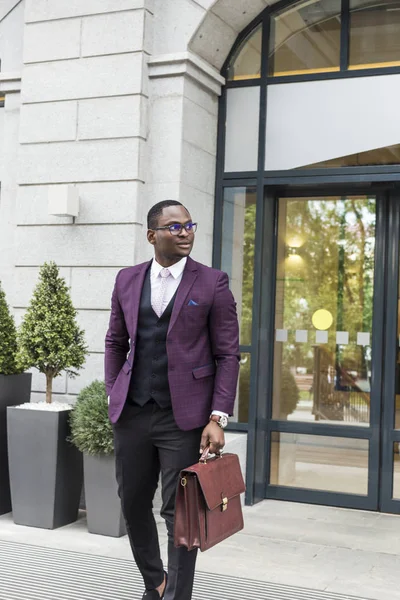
[219,416,228,428]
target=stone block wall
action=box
[15,0,152,401]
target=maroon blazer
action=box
[104,257,240,430]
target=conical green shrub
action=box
[18,262,88,403]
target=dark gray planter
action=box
[84,453,126,537]
[0,373,32,515]
[7,407,83,529]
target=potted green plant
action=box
[69,380,125,537]
[0,282,32,515]
[7,262,88,529]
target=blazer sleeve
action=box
[104,271,130,396]
[208,271,240,415]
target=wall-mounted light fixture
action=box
[286,246,300,257]
[48,185,79,218]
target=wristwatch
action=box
[210,414,228,429]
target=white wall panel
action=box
[225,86,260,172]
[265,74,400,170]
[0,107,4,182]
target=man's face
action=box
[147,205,195,265]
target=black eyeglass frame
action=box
[151,222,198,235]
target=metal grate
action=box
[0,540,370,600]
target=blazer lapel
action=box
[168,258,198,334]
[131,261,151,338]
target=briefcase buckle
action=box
[221,497,228,512]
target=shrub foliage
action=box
[69,380,113,456]
[18,262,88,403]
[0,281,22,375]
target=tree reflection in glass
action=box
[273,196,376,425]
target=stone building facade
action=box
[0,0,264,403]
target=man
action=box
[105,200,240,600]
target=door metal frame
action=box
[250,183,400,511]
[380,193,400,513]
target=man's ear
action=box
[147,229,155,245]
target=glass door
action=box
[265,191,390,510]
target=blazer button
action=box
[151,373,157,378]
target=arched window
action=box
[225,0,400,80]
[227,24,262,81]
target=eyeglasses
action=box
[152,222,198,236]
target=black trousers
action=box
[113,400,203,600]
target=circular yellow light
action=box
[312,309,333,331]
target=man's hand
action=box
[200,421,225,456]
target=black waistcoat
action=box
[128,268,176,408]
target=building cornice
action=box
[0,72,22,94]
[148,51,225,96]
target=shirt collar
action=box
[151,257,187,280]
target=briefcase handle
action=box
[199,446,223,464]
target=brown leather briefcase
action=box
[174,448,245,552]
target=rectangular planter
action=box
[0,373,32,515]
[7,407,83,529]
[84,453,125,537]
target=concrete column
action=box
[146,52,224,265]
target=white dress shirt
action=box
[151,257,228,423]
[150,257,187,313]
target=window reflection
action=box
[237,353,251,423]
[270,433,369,494]
[349,0,400,70]
[269,0,341,77]
[221,187,256,423]
[221,187,256,346]
[300,144,400,169]
[273,196,376,425]
[227,25,262,81]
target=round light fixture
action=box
[312,309,333,331]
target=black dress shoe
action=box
[142,571,168,600]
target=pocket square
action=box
[188,299,199,306]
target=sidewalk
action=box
[1,499,400,600]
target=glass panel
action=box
[236,353,251,423]
[221,187,257,347]
[265,74,400,171]
[227,24,262,81]
[270,432,369,494]
[349,0,400,71]
[299,144,400,168]
[269,0,341,77]
[393,443,400,498]
[273,196,376,425]
[224,87,260,173]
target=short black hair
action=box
[147,200,187,229]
